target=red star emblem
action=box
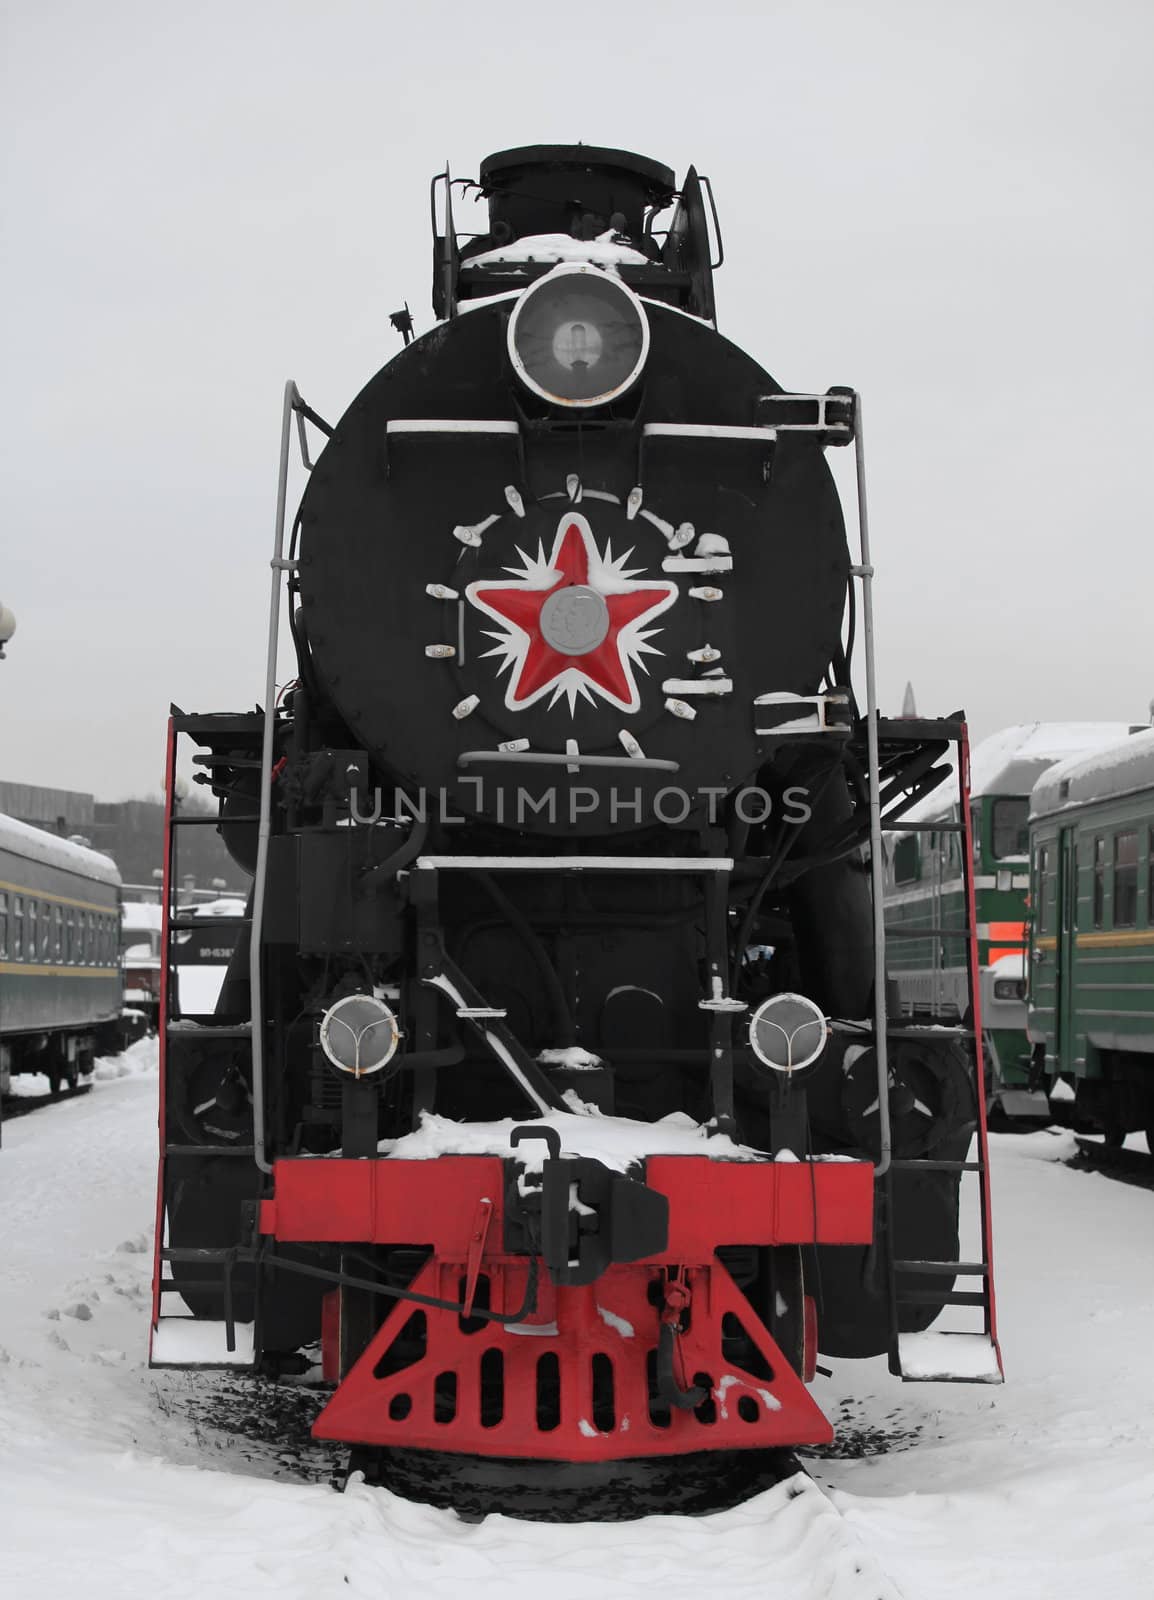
[466,513,677,713]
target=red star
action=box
[466,513,677,713]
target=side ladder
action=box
[878,719,1003,1383]
[150,713,260,1369]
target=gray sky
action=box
[3,0,1151,798]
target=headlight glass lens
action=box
[508,265,649,407]
[319,993,400,1077]
[748,992,829,1074]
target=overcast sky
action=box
[3,0,1151,799]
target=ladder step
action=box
[168,916,250,930]
[891,1026,976,1042]
[169,813,242,827]
[162,1246,246,1263]
[167,1023,252,1039]
[890,1159,983,1172]
[897,1289,987,1307]
[881,821,965,833]
[893,1260,988,1276]
[165,1144,255,1157]
[456,1006,508,1019]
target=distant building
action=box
[0,780,93,837]
[0,779,245,897]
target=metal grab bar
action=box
[250,380,319,1175]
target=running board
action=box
[896,1329,1002,1384]
[150,1316,256,1369]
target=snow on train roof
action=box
[0,810,120,886]
[465,230,652,272]
[1031,727,1154,818]
[898,722,1138,826]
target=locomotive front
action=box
[152,145,1001,1514]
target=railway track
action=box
[1,1081,94,1123]
[1068,1136,1154,1193]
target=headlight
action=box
[507,263,649,408]
[993,978,1026,1001]
[748,992,829,1074]
[319,993,400,1077]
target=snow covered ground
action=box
[2,1045,1151,1598]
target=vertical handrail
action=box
[852,393,893,1178]
[958,725,1002,1361]
[249,380,299,1176]
[150,716,178,1334]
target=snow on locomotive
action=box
[151,145,1002,1510]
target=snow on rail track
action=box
[1,1048,1151,1598]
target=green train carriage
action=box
[1027,728,1154,1152]
[884,723,1135,1116]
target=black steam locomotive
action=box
[152,146,1001,1512]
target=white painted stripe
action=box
[416,855,733,873]
[660,677,733,696]
[641,422,776,441]
[661,555,733,573]
[387,419,520,434]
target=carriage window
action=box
[0,890,7,958]
[1092,837,1106,927]
[65,909,74,962]
[1114,832,1138,927]
[1149,828,1154,924]
[28,899,39,958]
[894,834,920,884]
[52,904,62,958]
[13,895,23,958]
[992,797,1030,859]
[1037,845,1051,933]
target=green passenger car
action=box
[0,811,123,1094]
[1027,727,1154,1152]
[885,723,1135,1117]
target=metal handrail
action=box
[852,393,893,1179]
[249,380,303,1175]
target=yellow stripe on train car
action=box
[0,878,118,915]
[1074,930,1154,950]
[0,963,120,977]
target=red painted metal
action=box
[259,1153,873,1459]
[462,1196,494,1318]
[466,514,677,712]
[259,1155,874,1251]
[959,723,1004,1373]
[802,1295,818,1384]
[321,1291,341,1383]
[149,717,177,1339]
[312,1258,835,1458]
